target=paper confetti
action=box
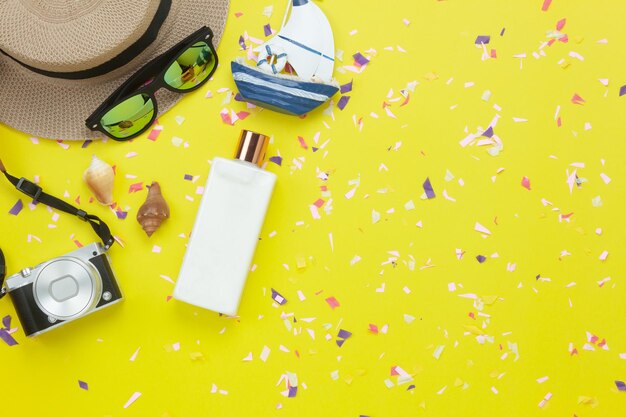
[423,178,436,199]
[8,199,23,215]
[78,380,88,391]
[123,392,142,409]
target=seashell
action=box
[83,155,115,205]
[136,181,170,237]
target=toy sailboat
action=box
[231,0,339,116]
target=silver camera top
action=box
[5,243,106,321]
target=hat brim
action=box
[0,0,230,141]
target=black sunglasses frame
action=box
[86,26,218,141]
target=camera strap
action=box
[0,160,115,290]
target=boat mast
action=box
[280,0,292,29]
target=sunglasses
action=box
[86,26,218,141]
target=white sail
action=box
[255,0,335,82]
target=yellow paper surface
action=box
[1,1,625,416]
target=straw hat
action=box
[0,0,230,140]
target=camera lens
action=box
[33,257,102,321]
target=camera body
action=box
[5,243,122,337]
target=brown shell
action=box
[136,182,170,237]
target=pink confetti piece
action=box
[123,392,141,409]
[220,109,233,125]
[600,173,611,184]
[9,199,23,215]
[521,176,531,190]
[541,0,552,11]
[556,18,567,31]
[152,245,161,253]
[297,136,308,149]
[571,93,586,105]
[128,182,144,193]
[325,297,340,310]
[313,198,325,208]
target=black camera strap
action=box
[0,159,115,299]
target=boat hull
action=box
[231,61,339,116]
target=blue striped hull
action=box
[231,61,339,116]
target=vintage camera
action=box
[4,243,122,337]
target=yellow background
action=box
[1,0,625,416]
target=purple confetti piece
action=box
[476,255,487,263]
[536,274,541,280]
[353,52,370,66]
[238,35,246,50]
[271,288,287,305]
[184,174,193,181]
[337,95,350,110]
[407,385,416,390]
[312,147,319,152]
[338,329,352,339]
[0,328,18,346]
[9,199,23,215]
[79,380,89,390]
[288,386,298,398]
[234,93,245,101]
[500,28,506,36]
[336,339,346,347]
[115,210,128,220]
[620,85,626,97]
[482,126,494,138]
[616,380,626,391]
[81,140,92,148]
[475,35,490,45]
[2,315,11,329]
[423,178,436,199]
[269,156,283,166]
[340,80,353,94]
[263,24,272,37]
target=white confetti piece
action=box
[600,173,611,184]
[433,345,445,360]
[125,152,138,158]
[172,136,184,147]
[260,345,271,362]
[474,222,491,235]
[372,209,380,224]
[129,347,141,362]
[174,115,185,125]
[350,255,361,266]
[123,392,141,409]
[152,245,161,253]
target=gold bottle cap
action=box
[234,129,270,168]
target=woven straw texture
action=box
[0,0,230,140]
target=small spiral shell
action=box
[83,155,115,205]
[136,182,170,237]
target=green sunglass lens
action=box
[164,41,215,91]
[100,94,155,139]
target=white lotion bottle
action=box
[174,130,276,315]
